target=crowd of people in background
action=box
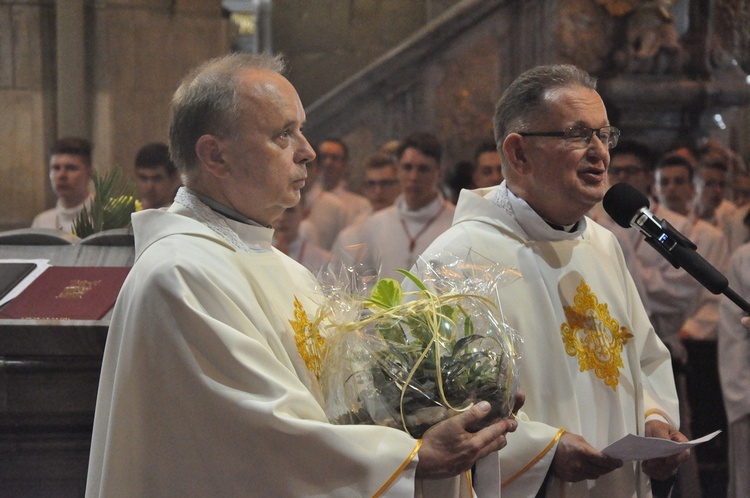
[25,60,750,498]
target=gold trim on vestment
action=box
[501,429,565,488]
[645,408,676,427]
[373,440,422,498]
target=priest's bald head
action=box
[168,53,315,226]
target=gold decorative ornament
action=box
[56,279,102,299]
[290,296,325,378]
[561,280,634,390]
[231,12,256,36]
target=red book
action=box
[0,266,130,320]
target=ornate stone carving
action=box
[716,0,750,74]
[611,0,686,74]
[558,0,615,74]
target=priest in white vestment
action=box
[86,53,519,498]
[417,65,686,498]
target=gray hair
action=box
[492,64,597,148]
[168,53,286,180]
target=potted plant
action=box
[306,257,522,438]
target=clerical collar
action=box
[543,219,579,232]
[500,184,587,241]
[187,188,268,228]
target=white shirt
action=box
[331,193,455,281]
[302,183,350,250]
[330,181,373,223]
[31,196,92,233]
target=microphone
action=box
[602,182,750,313]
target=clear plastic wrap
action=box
[309,251,523,438]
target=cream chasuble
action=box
[418,184,679,498]
[86,190,474,497]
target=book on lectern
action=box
[0,266,130,320]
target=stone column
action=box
[55,0,88,139]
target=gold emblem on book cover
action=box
[56,279,102,299]
[561,280,633,390]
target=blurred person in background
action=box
[32,137,94,233]
[471,139,504,189]
[317,138,371,222]
[133,142,181,209]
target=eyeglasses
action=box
[518,126,620,149]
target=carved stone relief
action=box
[557,0,615,74]
[434,36,499,167]
[716,0,750,74]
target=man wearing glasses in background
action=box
[361,150,402,213]
[416,64,687,497]
[317,138,372,222]
[588,139,656,306]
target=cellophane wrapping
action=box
[313,251,523,438]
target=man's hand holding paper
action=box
[601,421,721,480]
[640,420,691,481]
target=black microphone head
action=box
[602,183,651,228]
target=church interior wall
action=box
[0,0,749,231]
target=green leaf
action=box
[367,278,403,309]
[463,314,473,336]
[73,169,137,237]
[396,269,428,291]
[409,320,435,345]
[377,321,408,344]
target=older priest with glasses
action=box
[416,64,687,497]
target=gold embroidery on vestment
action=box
[289,296,325,378]
[561,280,633,391]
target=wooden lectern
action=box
[0,228,135,497]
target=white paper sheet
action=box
[601,430,721,461]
